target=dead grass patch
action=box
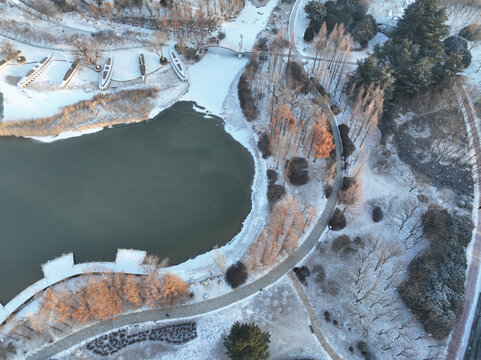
[0,87,159,137]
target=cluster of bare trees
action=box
[70,39,100,65]
[386,195,425,250]
[26,268,189,331]
[399,83,479,173]
[310,23,354,100]
[244,194,316,271]
[342,83,384,179]
[338,174,364,217]
[341,235,444,359]
[438,0,481,28]
[80,0,243,42]
[0,41,18,59]
[258,36,336,167]
[20,0,59,22]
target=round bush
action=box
[357,341,368,354]
[338,124,356,159]
[257,133,271,159]
[287,157,309,186]
[304,26,315,42]
[459,23,481,41]
[324,184,333,198]
[329,208,346,231]
[225,261,248,289]
[330,104,341,115]
[293,266,311,284]
[267,169,278,185]
[267,184,285,209]
[372,206,383,222]
[331,234,351,252]
[444,35,468,51]
[312,264,326,283]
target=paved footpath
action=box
[27,91,343,360]
[288,271,342,360]
[446,85,481,360]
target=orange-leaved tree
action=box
[310,115,335,161]
[160,273,190,305]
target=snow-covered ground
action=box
[0,46,171,121]
[54,277,327,360]
[183,0,278,113]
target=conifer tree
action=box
[346,56,395,103]
[392,0,448,58]
[224,322,271,360]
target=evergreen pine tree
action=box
[304,0,327,22]
[375,39,433,96]
[392,0,448,57]
[224,322,271,360]
[346,55,395,103]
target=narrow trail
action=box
[288,271,342,360]
[446,85,481,360]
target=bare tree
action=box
[71,39,100,65]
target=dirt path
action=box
[446,85,481,360]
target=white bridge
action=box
[199,40,254,57]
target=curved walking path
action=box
[288,271,342,360]
[446,85,481,360]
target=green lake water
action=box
[0,101,254,303]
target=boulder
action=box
[456,200,466,208]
